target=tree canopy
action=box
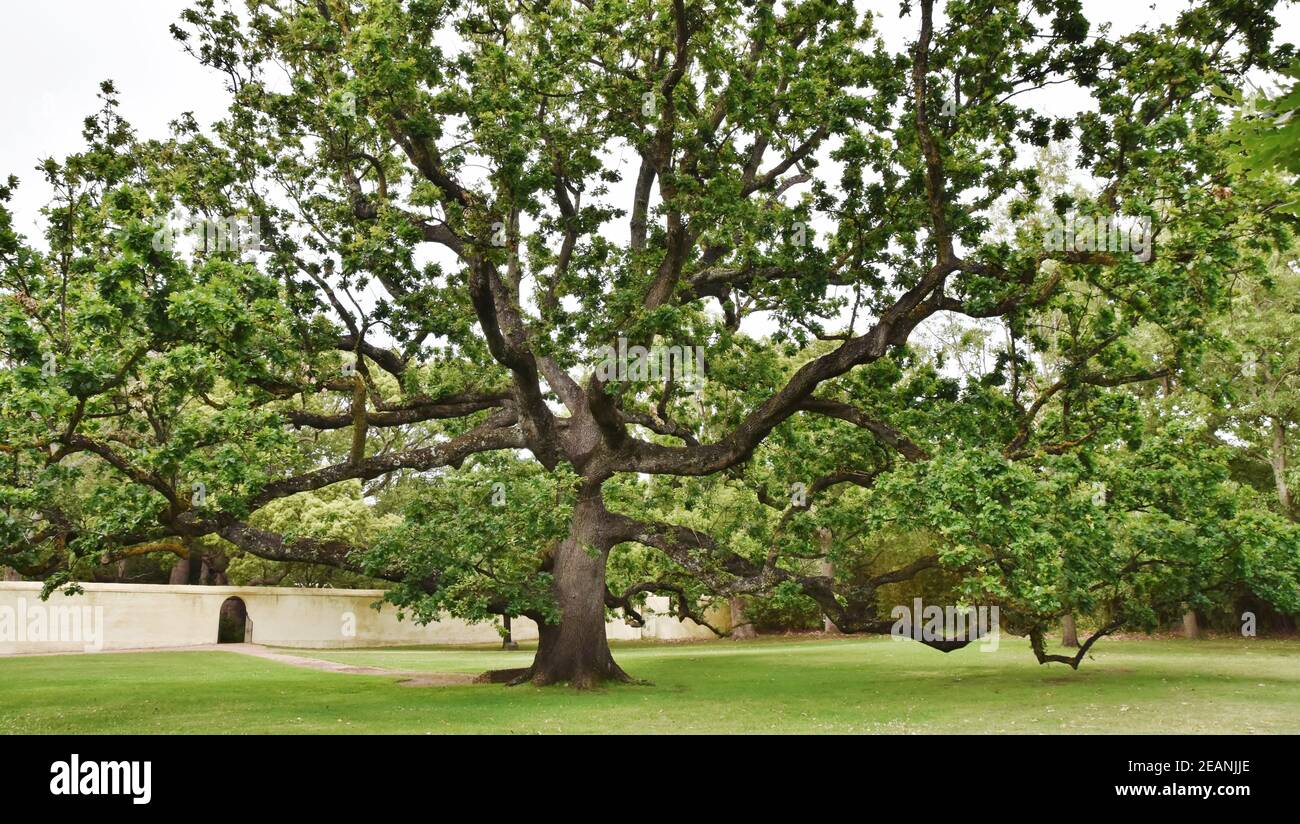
[2,0,1298,686]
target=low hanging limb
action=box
[102,541,189,561]
[606,505,991,652]
[605,581,730,637]
[1028,620,1123,669]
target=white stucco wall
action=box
[0,582,720,655]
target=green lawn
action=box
[2,636,1297,733]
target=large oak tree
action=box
[3,0,1298,686]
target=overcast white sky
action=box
[1,1,225,237]
[1,1,1296,249]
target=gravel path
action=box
[1,642,479,686]
[217,643,478,686]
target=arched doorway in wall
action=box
[217,597,250,643]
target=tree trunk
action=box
[817,529,840,633]
[205,549,230,586]
[729,597,756,639]
[1061,613,1079,647]
[1269,416,1293,520]
[1182,608,1199,639]
[2,566,20,582]
[514,490,630,688]
[168,554,191,585]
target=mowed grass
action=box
[1,636,1298,733]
